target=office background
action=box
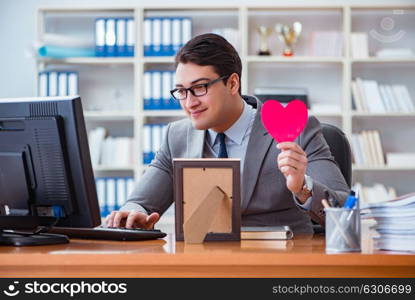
[1,0,414,232]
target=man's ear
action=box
[228,73,240,96]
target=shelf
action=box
[247,56,344,63]
[142,110,185,117]
[310,111,342,117]
[353,166,415,171]
[143,57,175,64]
[351,57,415,63]
[352,112,415,117]
[38,57,135,65]
[84,111,135,121]
[93,166,135,172]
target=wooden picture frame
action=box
[173,159,241,243]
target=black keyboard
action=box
[48,226,166,241]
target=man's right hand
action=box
[104,210,160,229]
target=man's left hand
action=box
[277,142,308,195]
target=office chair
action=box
[320,123,352,188]
[312,123,352,234]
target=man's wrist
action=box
[294,175,313,203]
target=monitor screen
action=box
[0,96,100,228]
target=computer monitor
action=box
[0,96,101,245]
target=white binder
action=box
[162,18,172,55]
[126,18,135,56]
[144,71,152,109]
[152,71,162,109]
[38,72,48,97]
[105,18,116,56]
[95,18,106,56]
[152,18,162,55]
[116,18,127,56]
[68,72,78,95]
[106,178,116,212]
[48,71,58,96]
[181,18,192,47]
[162,71,172,109]
[172,18,181,53]
[58,72,68,96]
[144,18,152,56]
[152,124,162,154]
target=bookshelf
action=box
[35,2,415,211]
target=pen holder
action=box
[324,207,361,253]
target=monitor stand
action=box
[0,230,69,246]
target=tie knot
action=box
[218,132,226,143]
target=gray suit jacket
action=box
[122,96,350,233]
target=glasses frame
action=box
[170,75,230,101]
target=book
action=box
[350,32,369,58]
[241,226,293,240]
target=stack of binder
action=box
[38,71,78,97]
[143,124,168,164]
[95,17,135,57]
[144,71,180,110]
[96,176,135,217]
[144,17,192,56]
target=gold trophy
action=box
[256,26,273,56]
[275,22,302,56]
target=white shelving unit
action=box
[35,2,415,198]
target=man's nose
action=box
[184,92,199,108]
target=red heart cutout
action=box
[261,100,308,143]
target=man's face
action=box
[175,62,230,131]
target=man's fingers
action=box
[145,213,160,229]
[277,142,306,156]
[125,211,148,229]
[278,150,307,164]
[113,211,129,228]
[105,211,117,227]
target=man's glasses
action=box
[170,75,230,101]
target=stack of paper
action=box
[363,193,415,252]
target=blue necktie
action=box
[217,133,228,158]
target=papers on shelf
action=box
[376,48,415,58]
[88,127,134,167]
[310,31,343,57]
[354,182,397,208]
[352,78,415,113]
[351,130,385,167]
[350,32,369,58]
[386,153,415,167]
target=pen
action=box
[343,190,357,209]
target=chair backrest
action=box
[320,123,352,188]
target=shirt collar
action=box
[207,100,252,146]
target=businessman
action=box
[106,33,350,233]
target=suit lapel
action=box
[241,99,274,211]
[186,125,206,158]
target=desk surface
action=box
[1,229,415,277]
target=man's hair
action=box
[175,33,242,94]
